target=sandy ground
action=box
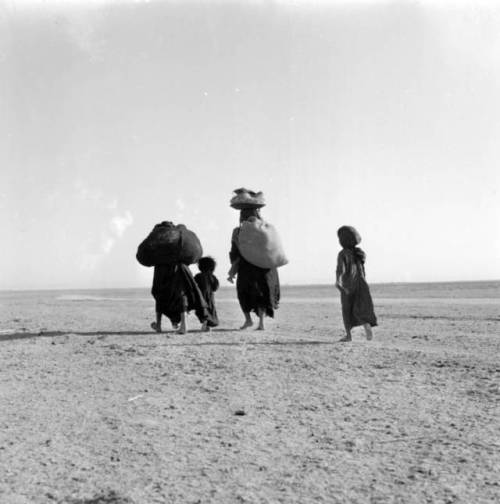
[0,286,499,504]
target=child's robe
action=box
[194,272,219,327]
[336,248,377,329]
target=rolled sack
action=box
[238,217,288,269]
[136,221,203,267]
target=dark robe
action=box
[194,272,219,327]
[230,227,280,317]
[152,263,208,325]
[336,248,377,329]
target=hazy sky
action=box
[1,0,499,289]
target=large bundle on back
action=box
[237,217,288,269]
[136,221,203,267]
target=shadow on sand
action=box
[146,340,336,347]
[0,329,336,346]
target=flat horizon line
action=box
[1,279,499,293]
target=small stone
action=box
[234,410,246,416]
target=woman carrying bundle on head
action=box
[228,189,287,331]
[335,225,377,342]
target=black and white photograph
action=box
[1,0,499,502]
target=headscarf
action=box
[337,226,365,264]
[239,208,261,223]
[198,256,216,273]
[337,226,361,249]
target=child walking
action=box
[335,226,377,342]
[194,257,219,331]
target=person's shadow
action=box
[0,327,253,340]
[0,328,334,345]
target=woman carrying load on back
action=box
[151,263,208,334]
[136,221,208,335]
[229,208,280,330]
[228,192,282,330]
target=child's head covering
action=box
[337,226,361,249]
[198,256,216,273]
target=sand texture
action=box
[0,283,499,504]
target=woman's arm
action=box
[228,228,241,283]
[335,252,345,291]
[229,227,241,263]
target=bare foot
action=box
[201,322,210,332]
[338,336,352,342]
[177,325,187,335]
[240,321,253,330]
[151,322,162,333]
[171,323,179,330]
[366,333,373,341]
[256,325,264,331]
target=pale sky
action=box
[1,0,499,289]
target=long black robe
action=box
[336,248,377,329]
[194,272,219,327]
[152,263,208,325]
[229,227,280,317]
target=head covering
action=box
[239,207,261,223]
[337,226,361,249]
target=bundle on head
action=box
[136,221,203,267]
[198,256,216,273]
[230,188,266,210]
[337,226,361,249]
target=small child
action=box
[335,226,377,342]
[194,257,219,331]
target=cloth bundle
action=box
[230,188,266,210]
[237,217,288,269]
[136,221,203,267]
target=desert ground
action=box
[0,283,499,504]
